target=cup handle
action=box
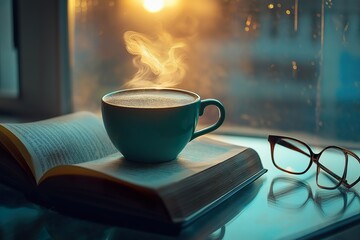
[191,99,225,140]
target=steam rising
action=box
[123,31,187,88]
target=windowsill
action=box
[214,126,360,150]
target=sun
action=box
[143,0,165,13]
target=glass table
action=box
[1,135,359,239]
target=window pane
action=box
[0,0,19,97]
[69,0,360,145]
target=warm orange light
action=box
[268,4,274,9]
[143,0,165,13]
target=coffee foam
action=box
[104,89,198,108]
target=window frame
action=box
[0,0,71,119]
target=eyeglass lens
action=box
[273,138,311,174]
[317,147,346,189]
[346,152,360,187]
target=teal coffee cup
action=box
[101,88,225,162]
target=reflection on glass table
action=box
[268,174,360,219]
[0,177,264,240]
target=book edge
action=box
[177,168,267,225]
[158,146,266,224]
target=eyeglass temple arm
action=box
[277,139,311,157]
[320,149,360,188]
[317,162,348,186]
[316,150,360,188]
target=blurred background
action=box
[1,0,359,146]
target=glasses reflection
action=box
[268,175,360,219]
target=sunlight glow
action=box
[143,0,165,13]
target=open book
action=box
[0,112,267,225]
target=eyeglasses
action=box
[268,135,360,190]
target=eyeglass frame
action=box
[268,135,360,190]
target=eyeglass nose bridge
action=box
[311,152,333,172]
[311,153,321,163]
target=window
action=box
[69,0,360,146]
[0,0,19,98]
[0,0,71,119]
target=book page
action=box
[73,138,244,189]
[2,112,118,182]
